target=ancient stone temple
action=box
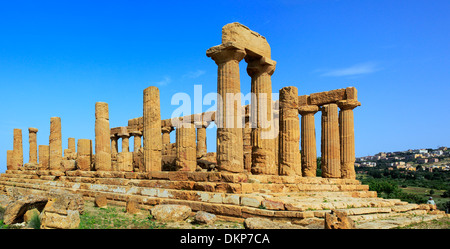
[0,23,443,226]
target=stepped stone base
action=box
[0,169,446,228]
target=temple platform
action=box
[0,169,445,228]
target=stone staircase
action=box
[0,169,446,229]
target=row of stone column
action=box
[6,119,94,171]
[278,86,360,179]
[110,131,142,154]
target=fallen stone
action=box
[95,195,108,208]
[23,208,40,223]
[244,217,306,229]
[324,210,355,229]
[151,204,191,222]
[3,195,48,225]
[126,199,140,214]
[194,211,216,225]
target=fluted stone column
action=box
[161,127,172,146]
[131,131,142,152]
[49,117,63,171]
[95,102,111,171]
[77,139,92,171]
[299,105,319,177]
[175,121,197,171]
[38,145,49,170]
[321,104,341,178]
[6,150,13,170]
[243,118,252,173]
[119,133,130,153]
[338,100,361,179]
[143,86,162,172]
[68,137,76,155]
[64,137,76,160]
[161,126,173,156]
[278,87,301,176]
[206,43,245,173]
[195,122,208,159]
[12,129,23,169]
[111,135,119,155]
[247,56,277,175]
[28,128,38,164]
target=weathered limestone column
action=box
[119,133,130,153]
[321,104,341,178]
[278,87,301,176]
[28,128,38,164]
[195,121,209,159]
[206,43,245,173]
[6,150,13,170]
[243,117,252,173]
[161,127,172,146]
[77,139,92,171]
[175,120,197,171]
[49,117,63,171]
[38,145,50,170]
[68,137,76,153]
[131,131,142,152]
[247,56,277,175]
[12,129,23,169]
[95,102,112,171]
[143,86,162,172]
[299,105,319,177]
[64,137,76,160]
[338,100,361,179]
[110,135,119,155]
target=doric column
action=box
[195,121,209,159]
[38,145,49,170]
[77,139,92,171]
[175,120,197,171]
[49,117,63,171]
[6,150,13,170]
[28,128,38,164]
[243,116,252,173]
[278,86,301,176]
[338,100,361,179]
[12,128,23,169]
[119,132,130,153]
[130,131,142,152]
[321,104,341,178]
[68,137,76,152]
[143,86,162,172]
[206,42,246,173]
[110,135,119,155]
[95,102,112,171]
[299,105,319,177]
[64,137,76,160]
[247,56,277,175]
[161,127,172,146]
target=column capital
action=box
[110,134,118,139]
[337,100,361,110]
[129,131,142,137]
[161,126,175,133]
[28,127,38,133]
[298,105,319,116]
[206,42,246,65]
[246,56,276,77]
[118,132,130,139]
[194,121,210,128]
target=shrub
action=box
[28,213,41,229]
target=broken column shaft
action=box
[95,102,112,171]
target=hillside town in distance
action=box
[355,146,450,172]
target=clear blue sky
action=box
[1,0,449,173]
